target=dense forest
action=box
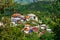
[0,0,60,40]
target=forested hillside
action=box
[0,0,60,40]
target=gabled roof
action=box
[12,13,21,17]
[41,24,46,27]
[28,14,36,17]
[25,16,30,19]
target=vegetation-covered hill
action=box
[0,0,60,40]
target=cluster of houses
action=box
[0,13,52,34]
[21,24,39,34]
[11,13,38,24]
[21,23,51,34]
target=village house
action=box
[32,26,39,33]
[11,13,21,23]
[27,14,38,21]
[0,22,3,27]
[28,14,36,20]
[25,16,30,21]
[11,13,25,24]
[24,24,30,30]
[46,29,51,33]
[20,15,25,23]
[21,24,31,34]
[40,24,47,30]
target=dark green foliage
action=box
[40,31,55,40]
[0,1,60,40]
